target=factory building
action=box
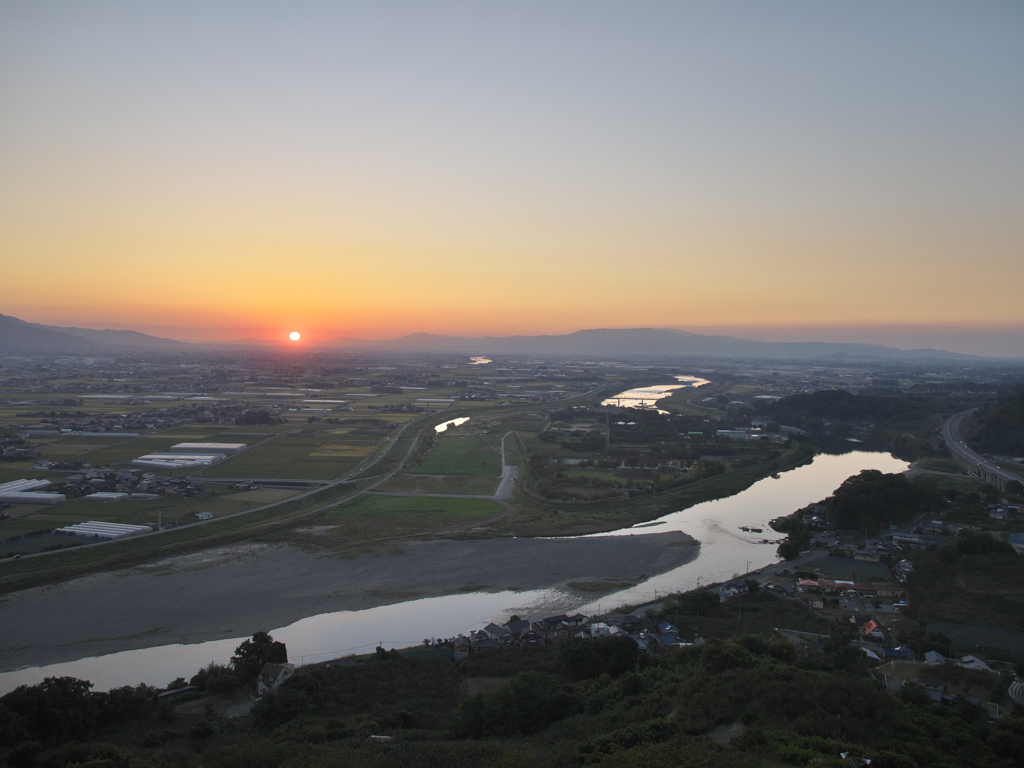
[132,452,227,469]
[55,521,152,539]
[170,442,246,454]
[0,479,67,505]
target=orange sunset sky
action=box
[2,2,1022,354]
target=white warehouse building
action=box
[0,478,66,505]
[56,521,152,539]
[171,442,246,454]
[132,452,226,469]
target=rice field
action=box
[413,437,502,477]
[373,474,500,495]
[199,428,381,480]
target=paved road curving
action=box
[942,410,1020,491]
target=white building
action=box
[56,521,152,539]
[171,442,246,454]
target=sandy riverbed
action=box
[0,531,697,672]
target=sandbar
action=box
[0,530,697,672]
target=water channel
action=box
[0,449,906,694]
[600,375,710,414]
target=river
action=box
[0,450,906,694]
[600,375,710,414]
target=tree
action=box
[230,632,288,682]
[826,470,922,531]
[190,661,240,693]
[452,671,575,738]
[0,677,98,746]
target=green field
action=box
[335,495,500,520]
[0,490,263,544]
[913,456,966,474]
[0,467,52,483]
[268,493,503,549]
[565,469,622,483]
[199,428,382,480]
[60,435,209,465]
[414,437,502,476]
[373,474,500,495]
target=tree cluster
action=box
[826,470,931,531]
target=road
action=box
[942,410,1020,491]
[494,431,520,499]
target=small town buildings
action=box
[256,663,295,696]
[959,655,992,672]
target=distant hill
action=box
[326,327,978,361]
[966,391,1024,454]
[0,314,993,360]
[0,313,192,353]
[30,323,191,349]
[0,313,97,352]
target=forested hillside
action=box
[3,596,1023,768]
[968,391,1024,454]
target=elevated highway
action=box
[941,410,1020,492]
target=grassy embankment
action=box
[263,495,505,551]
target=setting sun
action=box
[288,331,301,341]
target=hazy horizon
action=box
[8,311,1024,357]
[2,2,1021,353]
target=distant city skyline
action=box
[2,2,1021,354]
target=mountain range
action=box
[0,313,189,353]
[0,312,991,360]
[321,328,981,360]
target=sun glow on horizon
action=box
[1,3,1020,355]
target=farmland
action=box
[372,474,500,495]
[2,346,944,596]
[413,436,503,477]
[268,493,505,550]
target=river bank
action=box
[0,530,697,673]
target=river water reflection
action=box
[0,450,906,693]
[434,416,470,433]
[601,375,710,414]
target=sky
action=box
[2,1,1023,354]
